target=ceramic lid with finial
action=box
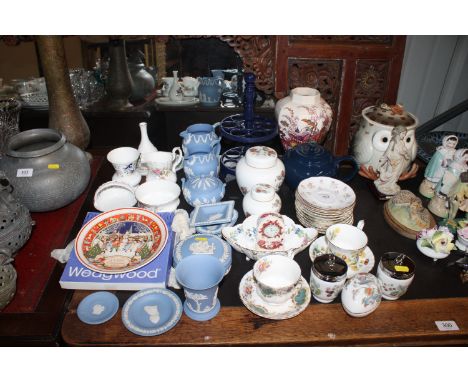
[312,254,348,282]
[245,146,278,169]
[363,104,418,129]
[379,252,415,280]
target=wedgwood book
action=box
[60,211,174,290]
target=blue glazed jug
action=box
[198,77,223,106]
[283,143,359,190]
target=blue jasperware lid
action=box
[173,234,232,274]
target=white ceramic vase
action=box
[277,87,333,150]
[138,122,157,157]
[235,146,285,195]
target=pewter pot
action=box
[0,128,91,212]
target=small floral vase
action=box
[277,87,332,150]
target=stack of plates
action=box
[295,177,356,234]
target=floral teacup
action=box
[325,220,367,265]
[253,255,301,305]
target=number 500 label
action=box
[435,321,460,331]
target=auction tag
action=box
[435,320,459,331]
[16,168,33,177]
[395,265,409,272]
[195,237,208,241]
[48,164,60,169]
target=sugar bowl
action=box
[376,252,415,300]
[310,254,348,303]
[341,273,382,317]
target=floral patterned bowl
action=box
[222,214,318,261]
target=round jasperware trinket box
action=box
[341,273,382,317]
[173,234,232,275]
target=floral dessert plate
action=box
[239,270,311,320]
[75,207,169,274]
[77,291,119,325]
[222,214,318,261]
[297,177,356,210]
[122,288,182,336]
[309,236,375,278]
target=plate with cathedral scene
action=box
[75,207,169,274]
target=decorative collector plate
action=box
[417,131,468,163]
[122,288,182,336]
[239,270,311,320]
[309,236,375,279]
[75,207,169,274]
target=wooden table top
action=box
[62,292,468,346]
[61,155,468,346]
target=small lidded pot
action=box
[310,254,348,303]
[377,252,415,300]
[341,273,382,317]
[242,183,282,217]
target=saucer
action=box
[122,288,182,336]
[77,291,119,325]
[309,236,375,278]
[155,97,199,106]
[112,172,142,187]
[239,270,311,320]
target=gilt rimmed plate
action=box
[75,207,169,274]
[122,288,182,336]
[239,270,311,320]
[297,177,356,210]
[309,236,375,278]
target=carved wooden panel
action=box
[350,60,390,140]
[289,36,393,45]
[287,59,343,149]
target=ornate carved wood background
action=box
[275,35,406,155]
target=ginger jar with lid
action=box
[235,146,285,195]
[242,183,281,217]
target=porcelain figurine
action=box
[277,87,333,150]
[180,123,221,157]
[283,142,359,190]
[385,190,434,238]
[417,226,455,261]
[183,152,219,178]
[419,135,458,198]
[236,146,285,195]
[181,176,226,207]
[341,273,382,317]
[429,149,468,218]
[242,183,281,217]
[374,125,412,197]
[353,104,419,180]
